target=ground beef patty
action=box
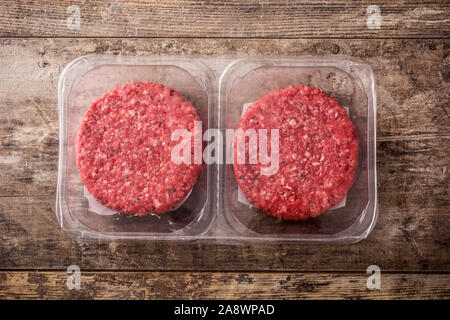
[233,85,358,220]
[76,82,202,216]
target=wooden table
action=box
[0,1,448,299]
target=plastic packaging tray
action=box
[57,55,377,243]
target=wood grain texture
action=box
[0,1,449,300]
[0,155,448,271]
[0,38,449,197]
[0,271,448,299]
[0,1,449,39]
[0,38,448,271]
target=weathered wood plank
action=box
[0,171,448,271]
[0,38,448,197]
[377,136,449,195]
[0,271,448,299]
[0,39,448,271]
[0,1,449,38]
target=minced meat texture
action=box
[233,85,358,220]
[76,82,202,216]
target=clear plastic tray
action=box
[57,55,377,243]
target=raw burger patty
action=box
[233,85,358,220]
[76,82,202,216]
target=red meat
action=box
[76,82,202,216]
[233,85,358,220]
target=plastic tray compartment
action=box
[219,56,377,243]
[57,55,215,241]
